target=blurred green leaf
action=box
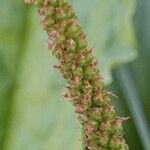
[110,1,150,149]
[132,0,150,124]
[114,66,150,150]
[0,0,28,148]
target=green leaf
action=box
[0,0,28,148]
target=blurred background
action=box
[0,0,150,150]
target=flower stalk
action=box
[25,0,129,149]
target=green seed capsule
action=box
[66,39,76,52]
[77,39,88,50]
[109,136,124,149]
[67,26,77,36]
[55,9,66,20]
[45,18,55,28]
[73,67,83,77]
[88,108,103,122]
[34,0,43,7]
[80,56,93,66]
[98,132,109,147]
[84,66,98,80]
[84,138,101,150]
[111,119,124,135]
[50,0,57,6]
[46,6,55,16]
[90,120,99,128]
[67,20,80,38]
[55,35,66,45]
[102,105,116,120]
[100,121,112,134]
[66,5,75,18]
[57,20,67,33]
[57,0,67,6]
[62,65,72,75]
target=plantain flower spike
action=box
[25,0,129,149]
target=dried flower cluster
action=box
[25,0,129,149]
